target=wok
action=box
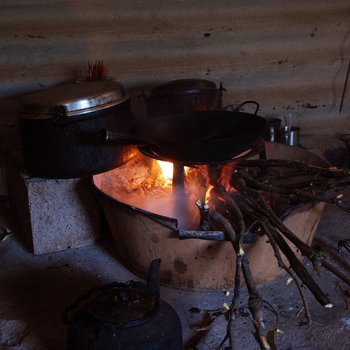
[103,107,266,164]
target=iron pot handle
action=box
[234,100,260,115]
[98,129,158,147]
[224,100,260,115]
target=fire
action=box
[205,184,214,204]
[105,154,242,229]
[157,160,173,187]
[156,160,191,188]
[218,163,236,193]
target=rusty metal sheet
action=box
[0,0,349,134]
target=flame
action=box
[157,160,174,187]
[156,160,191,188]
[205,184,214,204]
[109,155,242,228]
[218,163,236,192]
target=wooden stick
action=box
[264,220,331,306]
[234,168,347,210]
[241,256,271,349]
[213,184,246,239]
[228,254,243,350]
[263,221,312,323]
[208,209,270,349]
[208,209,238,248]
[235,159,350,178]
[231,173,350,288]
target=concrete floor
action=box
[1,196,350,350]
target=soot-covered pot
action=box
[142,78,225,118]
[19,80,136,178]
[64,260,183,350]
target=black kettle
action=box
[63,259,183,350]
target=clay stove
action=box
[93,141,326,290]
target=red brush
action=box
[84,60,109,81]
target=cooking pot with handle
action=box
[19,80,137,178]
[141,78,225,118]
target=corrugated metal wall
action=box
[0,0,350,133]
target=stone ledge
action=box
[6,158,101,255]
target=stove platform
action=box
[5,157,101,255]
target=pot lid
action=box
[150,79,220,97]
[86,285,159,328]
[19,80,129,120]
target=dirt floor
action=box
[1,195,350,350]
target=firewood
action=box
[231,171,350,289]
[262,221,312,324]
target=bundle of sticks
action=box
[195,159,350,350]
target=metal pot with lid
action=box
[64,259,183,350]
[141,78,225,118]
[19,80,137,178]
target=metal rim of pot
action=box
[19,80,129,120]
[146,78,225,97]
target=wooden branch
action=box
[261,202,350,287]
[235,159,350,178]
[213,184,246,240]
[208,209,238,249]
[234,168,347,210]
[208,208,270,349]
[262,221,312,323]
[263,221,331,306]
[231,173,350,288]
[241,256,271,350]
[228,254,243,350]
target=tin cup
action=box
[278,112,301,146]
[276,125,300,147]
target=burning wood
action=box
[186,157,350,349]
[94,144,350,350]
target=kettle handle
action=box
[62,281,122,324]
[147,259,161,297]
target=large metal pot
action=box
[19,81,137,178]
[64,260,182,350]
[142,78,224,118]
